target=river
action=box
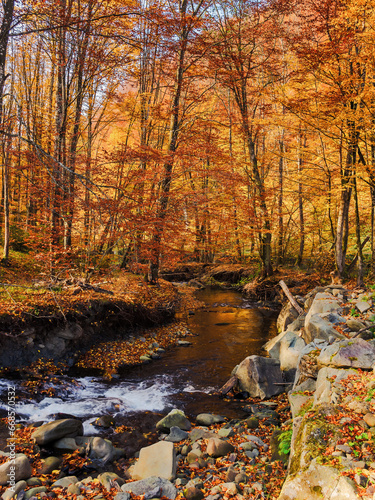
[0,288,278,433]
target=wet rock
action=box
[206,438,234,458]
[131,441,176,481]
[235,355,284,399]
[24,487,47,499]
[39,456,62,475]
[165,427,189,443]
[31,419,83,445]
[94,415,115,428]
[121,476,177,500]
[195,414,225,426]
[156,409,191,433]
[1,480,27,500]
[53,437,78,452]
[318,338,375,369]
[0,454,32,485]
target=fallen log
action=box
[279,280,304,315]
[218,375,238,396]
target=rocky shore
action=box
[4,280,375,499]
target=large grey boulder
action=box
[235,355,284,399]
[277,303,299,333]
[279,459,359,500]
[0,455,31,486]
[130,441,176,481]
[156,409,191,433]
[279,332,306,371]
[304,314,345,344]
[32,419,83,445]
[314,367,357,406]
[317,338,375,369]
[305,292,341,324]
[121,476,177,500]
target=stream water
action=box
[0,288,279,432]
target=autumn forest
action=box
[0,0,374,283]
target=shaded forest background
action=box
[0,0,374,284]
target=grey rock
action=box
[318,338,375,369]
[235,355,284,399]
[52,476,78,488]
[0,455,31,486]
[39,456,62,474]
[195,414,225,426]
[356,301,372,313]
[314,367,356,406]
[24,487,47,499]
[164,426,189,443]
[53,437,78,451]
[279,459,359,500]
[31,419,83,445]
[206,438,234,457]
[156,409,191,433]
[86,436,115,463]
[1,480,27,500]
[114,494,131,500]
[346,318,366,332]
[277,302,299,333]
[130,441,176,481]
[305,292,341,324]
[97,472,124,491]
[121,476,177,500]
[304,314,345,344]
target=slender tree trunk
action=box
[277,136,284,265]
[354,174,363,286]
[297,131,305,267]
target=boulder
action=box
[156,409,191,433]
[121,476,177,500]
[206,438,235,457]
[0,455,31,486]
[130,441,176,481]
[277,303,299,333]
[279,459,359,500]
[314,367,357,406]
[346,318,366,332]
[24,487,47,499]
[317,338,375,369]
[305,292,341,325]
[288,391,313,419]
[32,419,83,445]
[304,314,345,344]
[279,332,306,371]
[235,355,284,399]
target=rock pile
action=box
[260,284,375,499]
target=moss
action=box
[289,411,338,476]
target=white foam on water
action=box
[0,374,188,425]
